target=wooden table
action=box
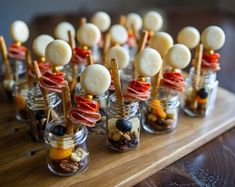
[1,7,235,187]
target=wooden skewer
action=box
[62,84,73,135]
[150,65,162,98]
[119,15,126,26]
[193,44,203,91]
[111,58,125,117]
[26,50,33,87]
[33,60,49,105]
[0,36,13,80]
[68,30,76,50]
[67,30,78,92]
[79,17,87,27]
[137,30,148,53]
[87,54,94,65]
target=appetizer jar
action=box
[45,117,89,176]
[142,87,180,134]
[184,68,218,116]
[12,83,29,121]
[106,94,141,152]
[26,85,61,141]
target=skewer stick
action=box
[68,30,75,50]
[193,44,203,91]
[0,36,13,80]
[26,50,33,86]
[137,30,148,53]
[79,17,87,27]
[33,60,49,105]
[150,65,162,98]
[119,15,126,26]
[102,33,111,67]
[67,30,78,91]
[87,54,93,65]
[111,58,125,117]
[62,84,73,135]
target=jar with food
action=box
[26,85,61,141]
[142,87,180,133]
[184,68,218,116]
[12,84,29,121]
[45,117,89,176]
[106,94,141,152]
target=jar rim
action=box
[26,85,61,110]
[45,116,88,144]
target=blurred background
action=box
[0,0,235,92]
[0,0,235,44]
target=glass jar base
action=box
[142,123,176,134]
[47,158,89,177]
[16,113,27,122]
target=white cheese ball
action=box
[106,46,130,69]
[201,25,225,50]
[54,22,75,42]
[134,48,162,77]
[177,26,200,49]
[143,11,163,32]
[77,23,101,47]
[91,11,111,32]
[80,64,111,95]
[110,24,128,45]
[149,32,173,57]
[33,34,54,57]
[45,40,72,66]
[166,44,191,69]
[10,20,29,43]
[126,13,143,31]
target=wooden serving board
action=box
[0,87,235,187]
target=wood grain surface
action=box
[0,87,235,187]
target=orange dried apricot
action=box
[49,147,73,160]
[151,99,167,119]
[15,95,26,110]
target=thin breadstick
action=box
[62,84,73,135]
[137,30,148,53]
[0,36,13,80]
[111,58,125,117]
[150,65,162,98]
[87,54,93,65]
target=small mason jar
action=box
[142,87,180,134]
[45,117,89,176]
[26,85,61,141]
[12,84,29,121]
[10,60,27,85]
[106,94,141,152]
[184,68,218,117]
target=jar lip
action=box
[109,93,139,106]
[149,87,180,108]
[26,85,61,110]
[45,116,88,143]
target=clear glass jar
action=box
[12,84,29,121]
[26,85,61,141]
[142,87,180,134]
[10,60,27,85]
[45,117,89,176]
[106,94,141,152]
[184,68,218,117]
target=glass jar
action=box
[142,87,180,134]
[12,84,29,121]
[183,68,218,117]
[26,85,61,141]
[106,94,141,152]
[10,60,27,85]
[45,117,89,176]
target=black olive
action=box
[197,88,209,99]
[35,110,46,120]
[116,119,132,132]
[52,125,66,136]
